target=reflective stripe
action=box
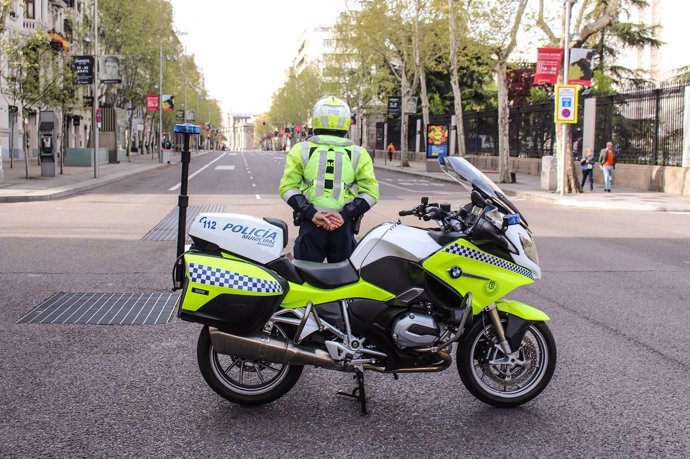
[300,142,309,166]
[308,136,354,147]
[281,189,301,202]
[314,150,328,199]
[332,151,343,201]
[352,145,361,172]
[336,116,346,129]
[320,116,330,129]
[358,193,377,207]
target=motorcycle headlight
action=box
[520,233,539,264]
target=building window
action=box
[24,0,36,19]
[324,39,335,48]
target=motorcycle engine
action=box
[391,311,440,348]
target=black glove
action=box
[340,197,371,222]
[287,194,317,222]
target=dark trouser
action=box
[294,219,356,263]
[581,168,593,190]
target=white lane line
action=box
[215,165,235,170]
[252,183,256,187]
[169,153,227,191]
[256,194,261,200]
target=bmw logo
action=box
[449,266,462,279]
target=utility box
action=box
[39,111,57,177]
[541,155,557,191]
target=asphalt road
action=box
[1,150,689,458]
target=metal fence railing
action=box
[460,84,687,166]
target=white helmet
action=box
[311,96,351,132]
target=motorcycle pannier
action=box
[177,251,289,335]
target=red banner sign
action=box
[534,48,563,85]
[146,94,160,112]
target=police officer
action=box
[278,96,379,263]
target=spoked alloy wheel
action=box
[197,324,303,405]
[457,317,556,408]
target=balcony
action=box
[48,30,71,51]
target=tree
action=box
[2,30,77,178]
[448,0,467,155]
[468,0,528,183]
[268,64,326,129]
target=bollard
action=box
[510,171,516,183]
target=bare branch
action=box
[573,0,592,32]
[577,0,622,43]
[504,0,528,57]
[536,0,557,44]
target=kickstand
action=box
[337,368,368,415]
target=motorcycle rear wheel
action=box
[457,317,556,408]
[197,324,304,405]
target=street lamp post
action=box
[92,0,99,178]
[159,44,163,163]
[560,0,575,195]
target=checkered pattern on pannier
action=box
[444,244,534,280]
[188,263,283,293]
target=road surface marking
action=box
[169,153,226,191]
[214,165,235,170]
[256,194,261,200]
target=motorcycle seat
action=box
[291,259,359,289]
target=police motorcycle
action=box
[173,155,556,414]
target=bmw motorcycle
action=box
[173,156,556,413]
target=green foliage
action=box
[268,65,326,126]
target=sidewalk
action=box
[2,152,689,211]
[0,150,207,203]
[373,158,690,212]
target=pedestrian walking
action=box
[599,141,616,192]
[387,142,395,161]
[278,95,379,263]
[580,147,595,191]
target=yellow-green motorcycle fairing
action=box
[495,299,550,321]
[281,279,395,309]
[422,238,535,312]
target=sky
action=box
[169,0,349,117]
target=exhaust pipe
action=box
[209,327,341,369]
[209,328,452,374]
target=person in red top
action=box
[598,141,616,192]
[387,142,395,161]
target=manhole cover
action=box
[17,292,180,325]
[143,204,224,241]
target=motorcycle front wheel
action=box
[457,317,556,408]
[197,324,303,405]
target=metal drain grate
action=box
[143,204,224,241]
[17,292,180,325]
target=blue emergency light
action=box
[503,214,521,226]
[174,123,201,134]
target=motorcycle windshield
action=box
[439,156,525,223]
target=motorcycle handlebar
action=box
[398,210,415,216]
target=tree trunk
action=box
[495,61,510,183]
[400,70,411,167]
[23,118,30,179]
[448,0,466,156]
[418,65,430,148]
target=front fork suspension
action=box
[485,304,512,355]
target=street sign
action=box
[176,110,184,120]
[554,84,579,124]
[185,110,196,121]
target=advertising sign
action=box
[426,124,449,158]
[534,48,563,85]
[387,96,401,118]
[162,95,174,112]
[568,48,594,87]
[554,84,579,124]
[404,96,418,114]
[73,56,94,85]
[99,55,122,84]
[146,94,160,112]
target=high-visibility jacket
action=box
[279,135,379,212]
